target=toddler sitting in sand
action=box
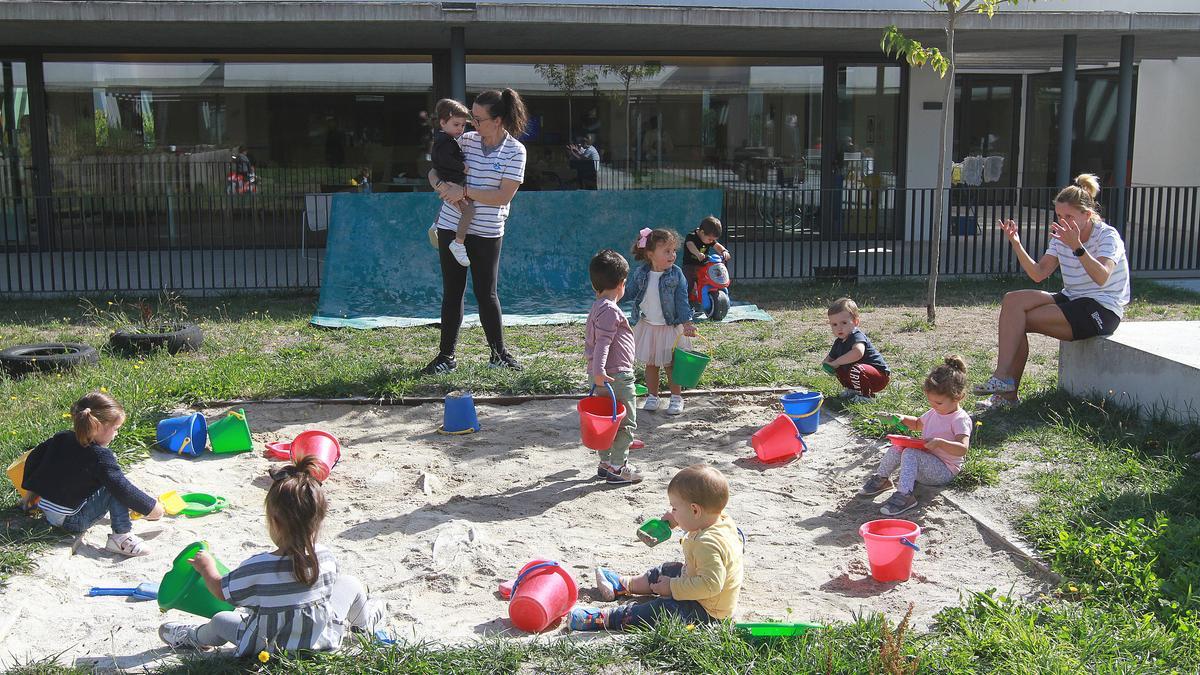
[860,355,972,515]
[570,464,743,630]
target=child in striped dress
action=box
[158,456,386,656]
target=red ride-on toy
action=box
[689,253,731,321]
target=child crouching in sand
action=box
[570,464,743,630]
[860,355,972,515]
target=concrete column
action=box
[1056,35,1077,188]
[450,27,466,104]
[2,62,23,201]
[1112,34,1135,233]
[25,53,54,248]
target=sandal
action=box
[972,376,1016,395]
[106,532,150,557]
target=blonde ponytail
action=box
[1055,173,1103,223]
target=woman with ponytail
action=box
[423,87,529,375]
[976,173,1130,410]
[159,455,386,656]
[21,391,164,556]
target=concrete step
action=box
[1059,321,1200,425]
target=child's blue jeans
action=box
[607,562,714,630]
[60,487,132,535]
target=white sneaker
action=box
[666,395,684,416]
[158,622,202,649]
[427,224,439,249]
[450,240,470,267]
[106,532,150,557]
[643,394,660,411]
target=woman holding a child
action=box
[422,88,530,376]
[976,173,1130,410]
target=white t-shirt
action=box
[581,145,600,172]
[1046,221,1130,318]
[639,271,667,325]
[435,131,527,238]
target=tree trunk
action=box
[927,11,958,324]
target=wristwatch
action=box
[1073,246,1086,257]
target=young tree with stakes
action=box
[881,0,1025,323]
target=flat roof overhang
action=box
[1,2,1198,66]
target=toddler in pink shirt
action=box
[859,355,973,516]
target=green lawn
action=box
[2,277,1199,673]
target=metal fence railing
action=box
[1,157,1197,294]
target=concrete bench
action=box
[1059,321,1200,425]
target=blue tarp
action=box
[312,190,772,328]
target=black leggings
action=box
[437,227,505,356]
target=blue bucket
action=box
[440,392,481,434]
[781,392,823,435]
[156,413,208,456]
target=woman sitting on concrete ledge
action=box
[976,173,1130,411]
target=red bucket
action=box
[751,415,806,463]
[508,559,578,633]
[289,430,341,481]
[859,519,921,582]
[577,384,627,451]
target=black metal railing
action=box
[1,157,1197,294]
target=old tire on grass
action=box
[109,323,203,356]
[0,343,100,376]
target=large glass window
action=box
[465,56,822,190]
[832,64,902,236]
[42,56,433,194]
[1023,68,1137,188]
[1,60,29,200]
[953,74,1020,189]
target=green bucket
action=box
[209,409,253,454]
[671,332,712,389]
[158,541,234,618]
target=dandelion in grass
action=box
[100,387,108,393]
[258,651,270,663]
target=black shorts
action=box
[1053,292,1121,340]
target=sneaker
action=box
[665,395,684,416]
[858,475,893,497]
[595,566,627,601]
[569,607,608,632]
[420,353,457,376]
[880,491,919,516]
[838,388,860,400]
[596,462,615,479]
[642,394,661,411]
[972,375,1016,396]
[353,599,388,635]
[158,622,202,650]
[606,463,644,485]
[976,394,1018,411]
[449,240,470,267]
[106,532,150,557]
[488,347,523,371]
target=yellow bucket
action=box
[5,450,37,506]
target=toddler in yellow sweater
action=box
[570,464,743,630]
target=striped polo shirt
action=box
[220,544,347,656]
[1047,220,1130,318]
[434,130,526,238]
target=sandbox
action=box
[0,396,1048,669]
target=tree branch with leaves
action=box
[881,0,1024,323]
[533,64,599,141]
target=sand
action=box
[0,396,1048,670]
